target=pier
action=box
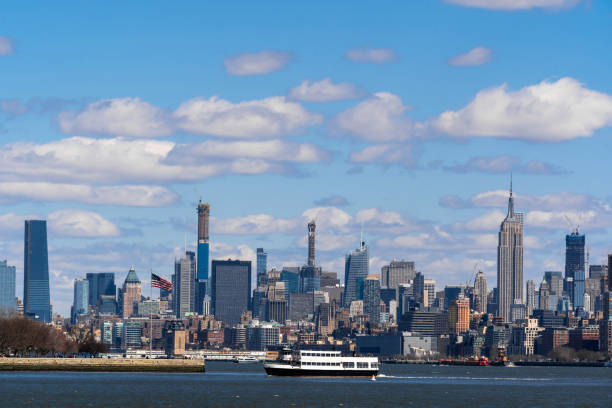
[0,358,205,372]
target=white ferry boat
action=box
[263,349,379,377]
[235,356,259,364]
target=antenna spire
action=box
[510,172,513,198]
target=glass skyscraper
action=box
[343,241,369,307]
[256,248,268,288]
[0,260,16,312]
[565,230,585,309]
[24,220,51,322]
[86,272,116,308]
[71,278,89,323]
[211,259,251,326]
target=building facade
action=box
[71,278,89,323]
[497,183,524,322]
[343,241,369,307]
[85,273,116,309]
[119,267,141,318]
[565,230,585,309]
[175,251,196,317]
[473,271,487,314]
[211,259,251,326]
[24,220,51,322]
[0,260,16,312]
[363,275,381,323]
[256,248,268,288]
[380,260,415,289]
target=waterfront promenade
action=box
[0,357,205,372]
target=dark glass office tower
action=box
[24,220,51,322]
[565,230,585,309]
[211,260,251,326]
[86,273,116,307]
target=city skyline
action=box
[1,1,612,315]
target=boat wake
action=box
[375,374,551,381]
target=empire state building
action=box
[497,180,524,322]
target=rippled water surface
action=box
[1,361,611,407]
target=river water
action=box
[1,361,610,407]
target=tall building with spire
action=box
[299,221,321,292]
[497,178,524,322]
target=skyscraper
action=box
[497,180,524,322]
[307,220,315,266]
[343,240,369,307]
[196,201,210,315]
[526,280,536,316]
[0,260,16,312]
[380,260,415,289]
[24,220,51,322]
[363,275,381,323]
[565,230,585,309]
[119,267,141,318]
[71,278,89,323]
[85,273,116,308]
[211,259,251,326]
[473,271,488,314]
[175,251,196,318]
[256,248,268,288]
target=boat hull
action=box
[264,365,378,377]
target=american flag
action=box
[151,273,172,291]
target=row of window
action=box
[303,362,342,367]
[302,352,340,357]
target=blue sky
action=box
[1,0,611,315]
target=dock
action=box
[0,358,205,372]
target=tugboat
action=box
[489,347,508,367]
[263,349,379,377]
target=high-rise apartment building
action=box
[307,220,316,266]
[85,273,116,308]
[257,248,268,288]
[119,267,141,318]
[175,251,196,318]
[497,181,524,322]
[473,271,487,314]
[448,298,470,334]
[24,220,51,322]
[211,259,251,326]
[71,278,89,323]
[363,275,381,323]
[0,260,16,312]
[380,260,415,289]
[526,280,536,316]
[565,230,585,309]
[197,201,210,280]
[343,241,369,307]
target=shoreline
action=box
[0,357,205,372]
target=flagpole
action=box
[150,268,153,359]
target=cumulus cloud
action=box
[173,96,322,138]
[443,155,566,174]
[58,98,173,138]
[0,136,330,185]
[345,47,397,64]
[0,36,14,55]
[332,92,425,142]
[314,195,350,207]
[288,78,362,102]
[448,46,492,66]
[349,144,416,167]
[444,0,583,10]
[213,214,300,235]
[224,50,292,76]
[435,78,612,141]
[48,209,120,238]
[442,190,597,212]
[0,182,178,206]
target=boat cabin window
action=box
[357,362,369,369]
[371,363,378,369]
[342,362,354,368]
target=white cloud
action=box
[456,210,506,231]
[345,47,397,64]
[0,182,177,206]
[174,96,322,138]
[443,155,566,174]
[349,144,415,167]
[213,214,300,235]
[0,136,330,185]
[332,92,425,142]
[224,50,291,75]
[435,78,612,141]
[302,207,353,231]
[0,37,14,56]
[288,78,362,102]
[58,98,173,138]
[48,209,120,238]
[445,0,582,10]
[449,46,492,66]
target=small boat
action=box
[438,357,490,366]
[235,356,259,364]
[264,349,379,377]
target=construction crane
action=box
[466,263,479,287]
